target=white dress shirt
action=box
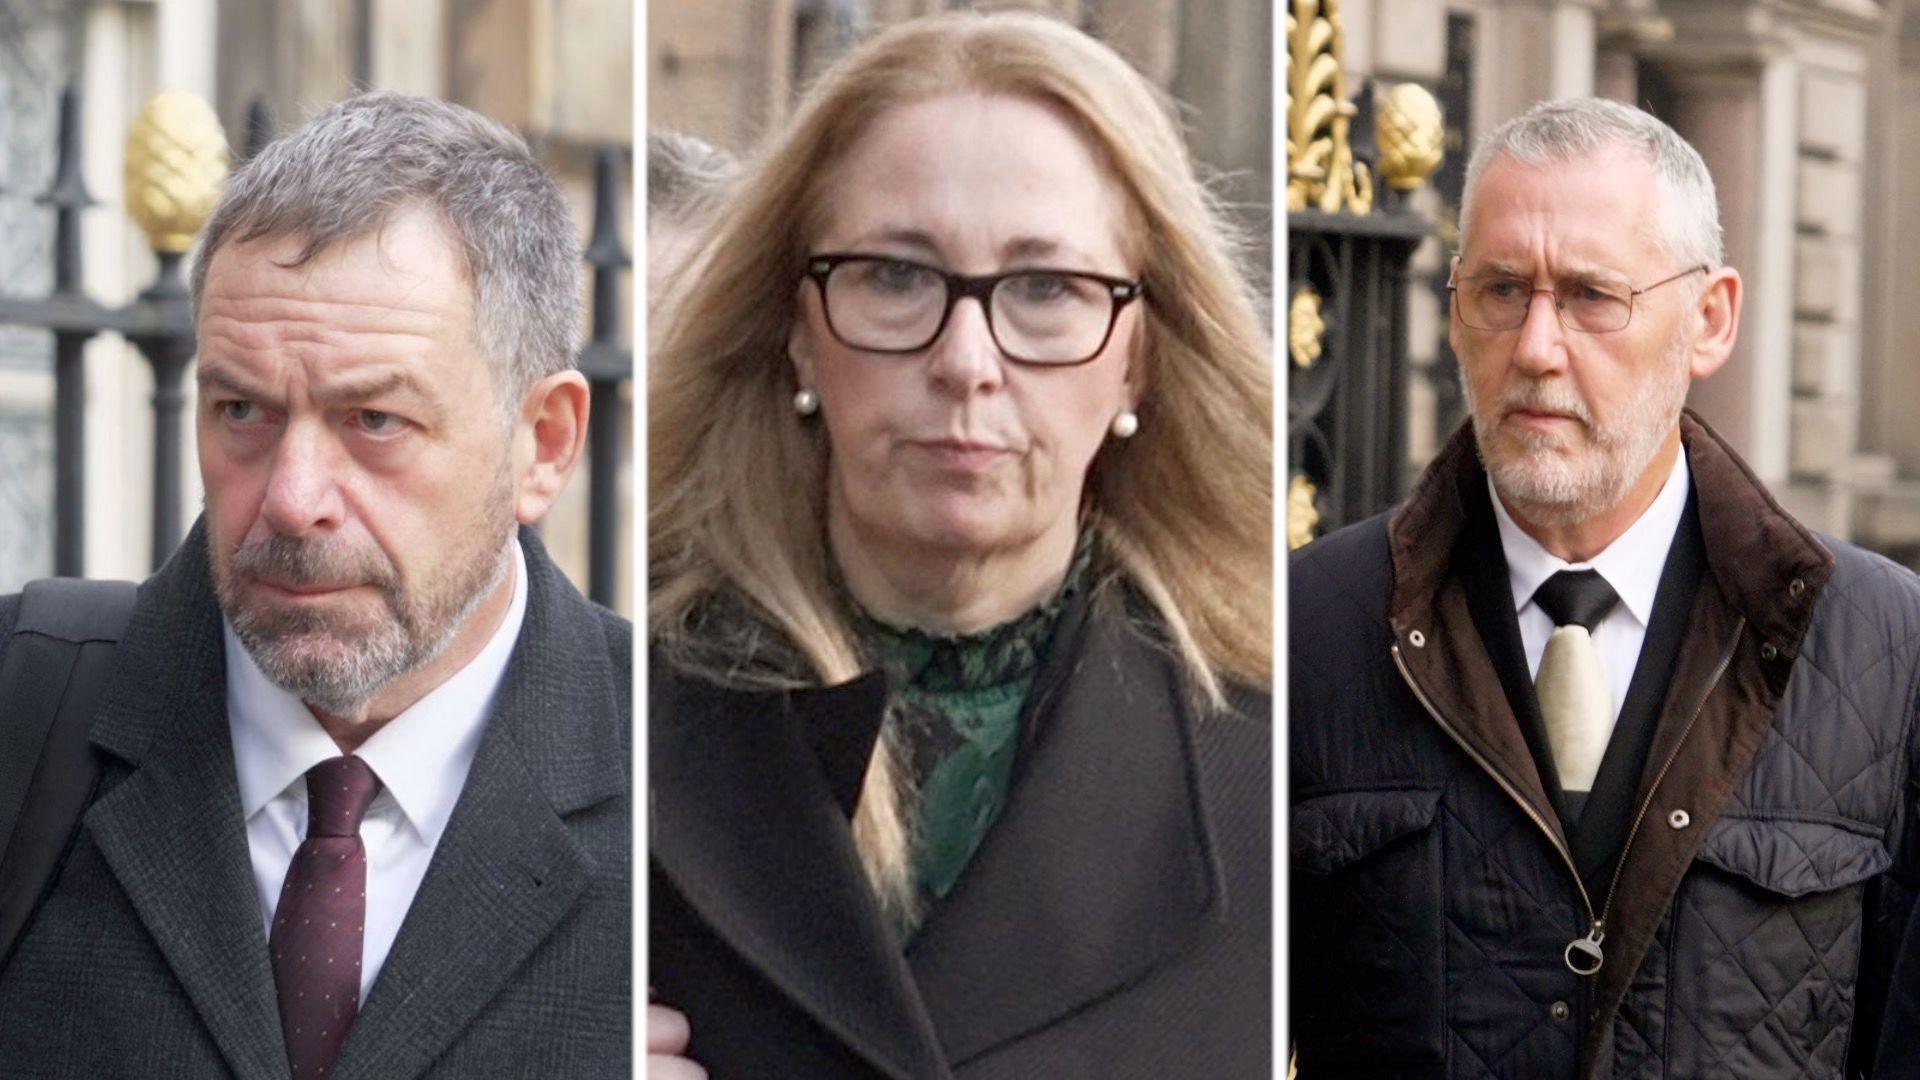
[225,539,527,1000]
[1490,449,1691,723]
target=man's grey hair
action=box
[1459,98,1725,271]
[191,92,583,412]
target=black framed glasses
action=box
[1447,263,1709,333]
[804,253,1145,366]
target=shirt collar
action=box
[1491,447,1691,628]
[226,538,528,847]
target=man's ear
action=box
[1689,266,1742,382]
[511,370,591,525]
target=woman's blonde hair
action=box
[650,10,1271,923]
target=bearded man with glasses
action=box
[1292,97,1920,1076]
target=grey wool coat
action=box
[0,521,631,1079]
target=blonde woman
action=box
[649,12,1271,1077]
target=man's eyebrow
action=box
[317,370,449,423]
[1458,258,1524,277]
[196,365,265,398]
[316,370,433,404]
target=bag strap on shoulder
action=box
[0,577,137,970]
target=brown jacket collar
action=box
[1384,408,1835,1073]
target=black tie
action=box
[1532,570,1620,633]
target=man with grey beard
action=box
[1291,98,1920,1076]
[0,93,630,1080]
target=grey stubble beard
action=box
[214,465,515,717]
[1461,326,1690,529]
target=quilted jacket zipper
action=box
[1391,617,1743,976]
[1390,643,1600,954]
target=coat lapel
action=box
[85,523,291,1080]
[905,587,1224,1065]
[330,530,626,1080]
[1388,430,1564,846]
[650,666,950,1080]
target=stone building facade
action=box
[0,0,632,605]
[1340,0,1920,561]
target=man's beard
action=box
[213,468,515,716]
[1462,328,1690,528]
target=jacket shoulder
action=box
[1288,511,1396,675]
[1289,511,1394,607]
[1818,533,1920,603]
[0,593,17,639]
[1811,534,1920,637]
[1792,536,1920,733]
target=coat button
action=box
[1409,630,1426,648]
[1668,809,1691,830]
[1760,643,1779,661]
[1550,1001,1570,1021]
[1789,577,1805,598]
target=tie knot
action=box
[1533,569,1620,632]
[304,756,380,838]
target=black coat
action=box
[1290,414,1920,1078]
[0,522,632,1079]
[649,583,1271,1079]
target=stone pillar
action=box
[1789,25,1874,536]
[1477,0,1598,130]
[1855,2,1920,556]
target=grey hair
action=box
[191,92,583,411]
[1459,98,1724,271]
[646,131,738,224]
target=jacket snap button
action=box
[1789,578,1805,598]
[1760,643,1779,661]
[1550,1001,1570,1021]
[1668,809,1691,830]
[1409,630,1426,648]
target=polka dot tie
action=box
[270,756,380,1080]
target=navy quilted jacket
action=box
[1291,413,1920,1078]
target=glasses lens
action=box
[990,271,1115,363]
[823,259,946,350]
[1458,275,1529,331]
[1557,282,1632,333]
[1455,275,1635,333]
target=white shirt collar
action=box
[1490,448,1691,628]
[226,538,528,846]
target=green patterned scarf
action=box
[857,533,1095,919]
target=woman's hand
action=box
[647,1002,707,1079]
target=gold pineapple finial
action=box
[125,91,230,254]
[1377,82,1445,192]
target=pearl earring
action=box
[793,388,820,416]
[1110,410,1139,439]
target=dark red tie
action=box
[270,756,380,1080]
